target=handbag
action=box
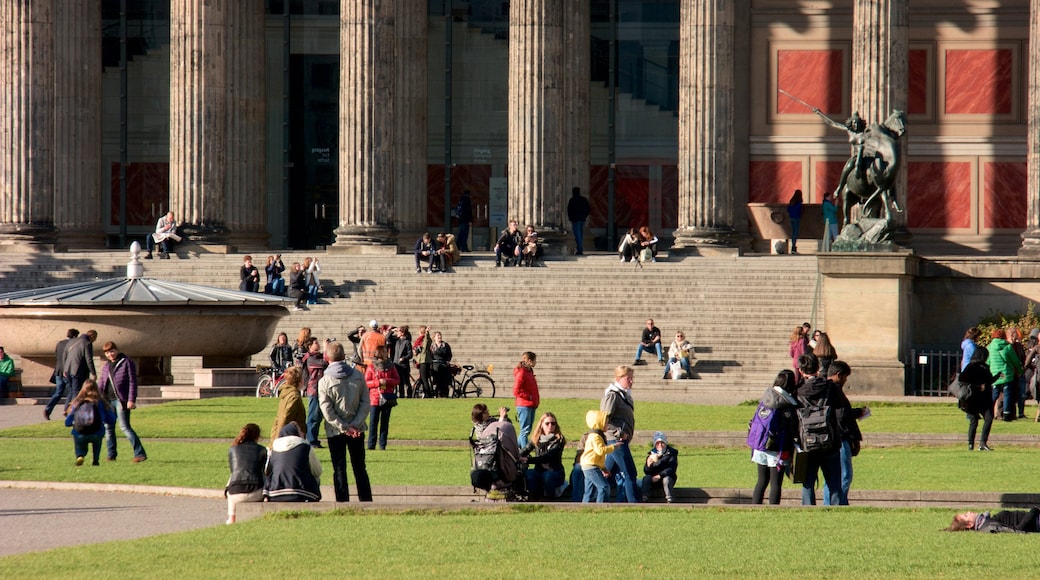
[379,391,398,408]
[947,375,972,409]
[790,448,809,484]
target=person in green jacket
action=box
[0,346,14,398]
[987,329,1023,423]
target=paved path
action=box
[0,486,224,558]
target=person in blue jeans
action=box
[567,187,590,255]
[634,319,664,366]
[822,361,869,505]
[601,365,639,502]
[99,342,147,462]
[65,379,117,466]
[44,328,80,421]
[987,329,1022,422]
[580,410,618,503]
[787,189,803,253]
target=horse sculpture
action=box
[814,108,906,229]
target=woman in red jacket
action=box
[365,345,400,450]
[513,351,540,448]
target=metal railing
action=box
[910,348,961,397]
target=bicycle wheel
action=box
[271,377,284,398]
[256,375,275,398]
[463,374,495,398]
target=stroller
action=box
[470,425,527,501]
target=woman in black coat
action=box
[960,348,996,451]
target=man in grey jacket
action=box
[318,341,372,502]
[62,329,97,407]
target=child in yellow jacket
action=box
[580,410,619,503]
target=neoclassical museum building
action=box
[4,0,1040,255]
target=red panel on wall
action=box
[906,161,972,229]
[814,161,847,204]
[661,164,678,229]
[945,49,1013,115]
[110,163,169,226]
[427,165,491,227]
[908,50,928,115]
[983,162,1027,230]
[590,165,609,228]
[748,161,802,203]
[777,50,843,115]
[615,165,649,229]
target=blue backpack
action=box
[747,402,784,452]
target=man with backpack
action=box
[822,361,869,506]
[469,404,521,500]
[794,353,843,506]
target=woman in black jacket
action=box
[225,423,267,524]
[520,412,567,499]
[960,348,996,451]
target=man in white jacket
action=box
[318,341,372,502]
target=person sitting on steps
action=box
[145,211,181,259]
[634,319,665,366]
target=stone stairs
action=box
[0,251,822,403]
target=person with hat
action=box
[640,431,679,503]
[359,319,386,369]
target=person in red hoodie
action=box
[365,345,400,450]
[513,351,540,448]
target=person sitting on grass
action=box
[947,507,1040,533]
[64,379,116,467]
[519,411,567,499]
[264,421,322,503]
[225,423,267,524]
[470,404,521,500]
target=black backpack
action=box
[470,428,500,491]
[73,402,101,434]
[797,388,839,453]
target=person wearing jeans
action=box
[512,352,540,448]
[601,366,639,502]
[98,342,147,462]
[44,328,80,420]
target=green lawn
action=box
[0,506,1032,578]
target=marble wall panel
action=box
[748,160,802,203]
[906,161,971,229]
[776,50,844,115]
[814,160,847,203]
[945,49,1013,115]
[982,161,1027,230]
[908,49,928,115]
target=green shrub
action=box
[974,302,1040,347]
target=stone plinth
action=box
[818,253,918,395]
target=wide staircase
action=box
[0,250,821,404]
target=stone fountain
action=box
[0,243,290,385]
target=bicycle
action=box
[413,363,495,399]
[255,366,286,398]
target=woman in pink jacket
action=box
[365,345,400,450]
[513,351,540,448]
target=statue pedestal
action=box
[818,253,918,396]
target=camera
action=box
[326,337,336,342]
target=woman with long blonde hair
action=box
[520,411,567,499]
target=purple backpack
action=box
[746,402,783,452]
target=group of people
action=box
[788,323,838,381]
[48,329,148,466]
[633,319,695,380]
[784,189,840,253]
[236,254,322,311]
[414,232,461,273]
[617,226,659,264]
[469,364,679,504]
[747,353,867,506]
[493,220,543,267]
[956,325,1040,451]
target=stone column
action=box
[851,0,909,236]
[169,0,229,243]
[225,0,267,249]
[0,0,56,244]
[54,0,104,249]
[1020,0,1040,256]
[562,1,590,250]
[672,0,745,253]
[394,0,428,245]
[334,0,396,249]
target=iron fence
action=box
[910,348,961,397]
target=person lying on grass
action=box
[946,507,1040,533]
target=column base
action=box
[225,230,271,252]
[533,227,571,256]
[670,227,751,256]
[332,225,397,249]
[1019,229,1040,257]
[0,224,57,247]
[55,229,107,251]
[181,224,231,245]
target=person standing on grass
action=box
[64,379,116,466]
[961,327,981,372]
[271,366,307,442]
[822,361,867,506]
[987,329,1022,422]
[225,423,267,524]
[960,348,996,452]
[580,410,618,503]
[302,338,330,448]
[318,341,372,502]
[365,345,400,451]
[749,370,799,505]
[796,353,842,506]
[600,365,638,503]
[98,341,147,463]
[44,328,79,420]
[392,326,413,398]
[513,352,540,448]
[62,329,98,406]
